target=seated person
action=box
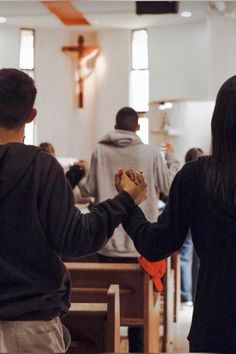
[66,160,95,208]
[39,142,87,192]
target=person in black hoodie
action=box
[0,68,147,353]
[115,75,236,353]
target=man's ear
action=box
[136,124,140,132]
[114,124,118,130]
[26,108,37,123]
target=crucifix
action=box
[62,36,100,108]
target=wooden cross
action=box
[62,36,100,108]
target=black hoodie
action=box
[0,143,135,320]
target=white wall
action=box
[35,29,99,160]
[95,29,131,139]
[149,15,236,102]
[35,29,72,156]
[35,28,130,160]
[149,21,208,102]
[148,101,214,165]
[207,13,236,97]
[0,27,19,67]
[0,26,131,161]
[147,16,236,163]
[1,14,236,163]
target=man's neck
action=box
[0,126,24,145]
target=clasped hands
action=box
[115,168,147,205]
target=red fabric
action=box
[138,256,166,292]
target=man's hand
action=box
[115,169,147,205]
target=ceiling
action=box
[0,1,235,30]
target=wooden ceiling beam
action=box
[41,1,90,25]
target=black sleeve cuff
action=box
[113,191,136,211]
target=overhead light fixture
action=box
[0,17,7,23]
[180,11,192,18]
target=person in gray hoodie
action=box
[79,106,179,352]
[80,106,179,258]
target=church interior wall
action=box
[0,14,236,163]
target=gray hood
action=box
[99,130,142,147]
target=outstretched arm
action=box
[39,162,146,259]
[121,167,190,261]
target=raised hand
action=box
[115,168,147,205]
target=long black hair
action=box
[205,75,236,205]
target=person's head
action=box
[0,68,37,130]
[115,107,139,132]
[185,148,204,164]
[39,142,55,157]
[211,75,236,161]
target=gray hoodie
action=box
[79,130,179,257]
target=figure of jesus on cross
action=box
[62,36,100,108]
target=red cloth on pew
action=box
[138,256,166,292]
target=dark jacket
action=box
[123,157,236,352]
[0,143,135,320]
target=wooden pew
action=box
[65,262,161,353]
[62,284,120,353]
[162,257,175,352]
[171,252,181,323]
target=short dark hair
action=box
[185,148,204,163]
[115,107,138,131]
[0,68,37,129]
[39,142,55,156]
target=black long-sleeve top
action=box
[123,158,236,351]
[0,143,135,320]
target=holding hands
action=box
[115,168,147,205]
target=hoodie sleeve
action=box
[155,152,180,197]
[123,166,190,261]
[39,161,135,258]
[78,151,97,198]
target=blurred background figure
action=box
[180,148,204,306]
[39,142,55,157]
[68,160,95,208]
[39,142,92,207]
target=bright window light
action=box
[19,29,35,70]
[132,30,148,70]
[130,29,149,144]
[137,117,149,144]
[24,122,34,145]
[19,28,35,145]
[130,70,149,112]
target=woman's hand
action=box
[115,168,147,205]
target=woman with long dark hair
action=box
[116,76,236,352]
